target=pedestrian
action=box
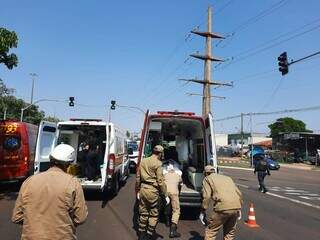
[163,162,182,238]
[200,165,242,240]
[12,144,88,240]
[85,143,98,181]
[254,155,270,193]
[136,145,170,240]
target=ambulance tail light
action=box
[107,154,115,176]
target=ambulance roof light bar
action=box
[157,111,195,116]
[69,118,102,122]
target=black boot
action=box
[138,231,147,240]
[169,223,181,238]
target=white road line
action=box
[219,166,254,171]
[236,183,320,210]
[236,183,249,189]
[266,192,320,210]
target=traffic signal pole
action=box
[278,50,320,75]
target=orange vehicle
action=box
[0,120,38,182]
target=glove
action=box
[165,196,170,205]
[237,210,242,220]
[199,212,207,226]
[137,192,140,200]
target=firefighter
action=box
[12,144,88,240]
[163,162,182,238]
[136,145,169,240]
[254,155,270,193]
[200,165,242,240]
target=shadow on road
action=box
[0,182,20,201]
[189,231,204,240]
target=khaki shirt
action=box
[202,173,243,212]
[164,171,182,195]
[136,154,167,196]
[12,167,88,240]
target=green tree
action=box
[0,28,18,69]
[43,116,61,123]
[268,117,312,138]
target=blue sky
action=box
[1,0,320,133]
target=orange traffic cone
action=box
[245,203,259,228]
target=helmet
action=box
[50,144,75,162]
[153,145,164,153]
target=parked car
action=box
[127,140,139,172]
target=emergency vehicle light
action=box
[157,111,195,116]
[69,118,102,122]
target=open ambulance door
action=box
[34,121,58,174]
[137,110,150,168]
[101,124,110,190]
[205,112,218,169]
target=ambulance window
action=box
[40,133,55,157]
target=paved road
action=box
[1,167,320,240]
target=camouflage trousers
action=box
[138,185,160,235]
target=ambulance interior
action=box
[145,118,207,192]
[57,124,106,182]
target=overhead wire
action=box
[216,23,320,71]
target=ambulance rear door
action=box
[34,121,58,174]
[205,113,218,169]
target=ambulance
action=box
[34,119,130,194]
[137,111,218,207]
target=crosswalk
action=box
[269,186,320,201]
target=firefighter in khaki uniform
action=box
[200,165,243,240]
[163,163,182,238]
[12,144,88,240]
[136,145,169,240]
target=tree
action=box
[268,117,312,138]
[126,130,131,138]
[43,116,61,123]
[0,27,18,69]
[0,80,46,125]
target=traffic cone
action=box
[245,203,259,228]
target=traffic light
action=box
[69,97,75,107]
[110,100,116,110]
[278,52,289,75]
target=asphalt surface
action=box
[1,166,320,240]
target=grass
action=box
[218,160,251,169]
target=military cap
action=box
[204,165,215,173]
[153,145,164,153]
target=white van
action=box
[138,111,217,207]
[34,119,130,194]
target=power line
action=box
[216,23,320,71]
[215,105,320,122]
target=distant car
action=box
[253,154,280,170]
[127,141,139,171]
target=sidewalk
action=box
[280,163,319,171]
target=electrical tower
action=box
[180,6,232,117]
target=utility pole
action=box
[3,107,7,120]
[30,73,38,104]
[240,113,244,158]
[180,6,232,117]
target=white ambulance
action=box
[34,119,130,194]
[137,111,218,207]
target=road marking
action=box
[236,183,249,189]
[219,166,253,171]
[236,183,320,210]
[266,192,320,210]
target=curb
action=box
[219,166,253,171]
